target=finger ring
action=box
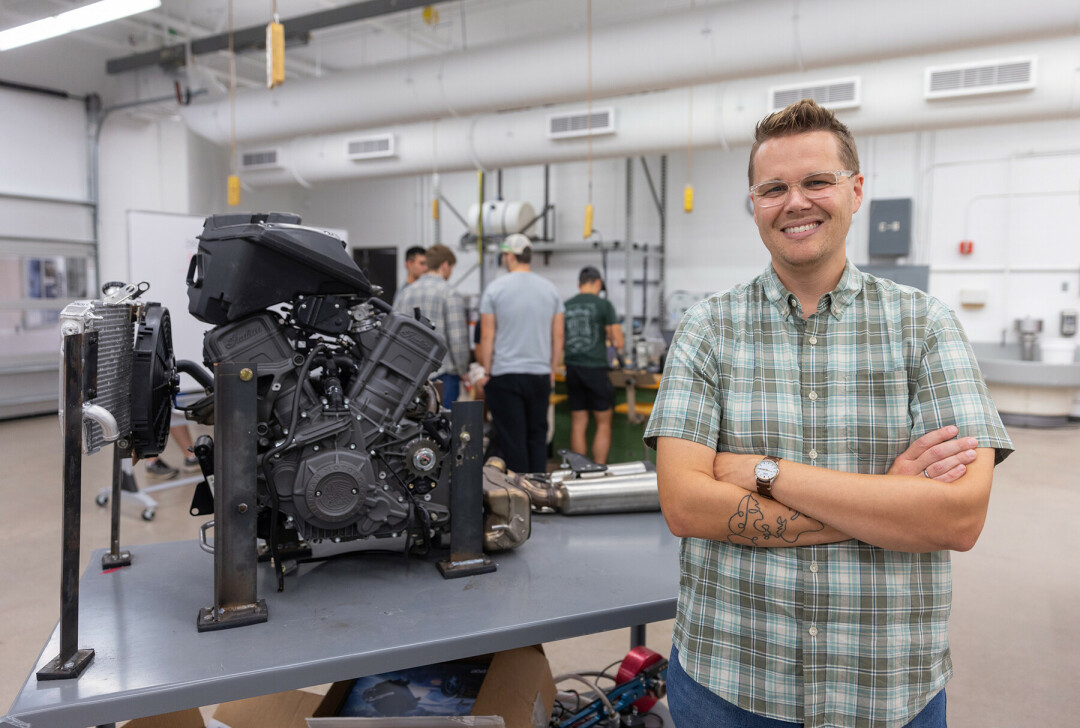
[923,469,931,478]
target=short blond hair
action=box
[748,99,859,184]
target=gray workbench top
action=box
[6,512,678,728]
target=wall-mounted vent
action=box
[345,133,395,160]
[547,107,616,140]
[240,148,282,170]
[769,77,860,113]
[925,57,1035,99]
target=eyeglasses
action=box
[749,170,856,208]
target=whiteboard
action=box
[128,211,207,373]
[127,211,348,383]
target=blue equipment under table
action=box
[6,512,679,728]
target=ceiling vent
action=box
[769,77,860,113]
[345,133,396,160]
[547,107,616,140]
[239,148,282,170]
[925,57,1036,99]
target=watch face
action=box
[755,459,779,481]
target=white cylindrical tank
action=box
[465,200,537,236]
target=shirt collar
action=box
[761,260,864,320]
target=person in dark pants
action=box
[564,266,623,463]
[477,234,564,473]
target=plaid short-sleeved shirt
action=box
[393,273,470,377]
[644,261,1012,728]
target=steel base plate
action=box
[437,555,496,579]
[197,600,268,632]
[36,648,94,681]
[102,551,132,569]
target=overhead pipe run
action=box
[179,0,1080,146]
[235,36,1080,187]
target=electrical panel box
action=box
[860,264,930,293]
[868,198,913,257]
[1062,309,1078,337]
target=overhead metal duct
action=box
[179,0,1080,146]
[235,36,1080,186]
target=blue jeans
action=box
[667,646,947,727]
[435,374,460,409]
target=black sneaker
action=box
[182,455,200,472]
[145,459,179,479]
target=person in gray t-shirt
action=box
[477,234,564,473]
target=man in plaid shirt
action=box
[645,100,1012,727]
[393,244,470,408]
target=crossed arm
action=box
[656,426,995,553]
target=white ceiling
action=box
[0,0,723,95]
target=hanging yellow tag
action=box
[432,198,440,220]
[583,203,594,239]
[266,22,285,89]
[227,175,241,207]
[683,184,694,213]
[422,6,439,25]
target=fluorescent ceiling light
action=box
[0,0,161,51]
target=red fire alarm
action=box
[959,240,974,255]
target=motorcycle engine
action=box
[186,212,452,553]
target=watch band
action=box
[756,455,781,499]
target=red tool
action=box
[615,646,665,713]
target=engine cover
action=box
[188,213,456,556]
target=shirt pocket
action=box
[843,366,911,474]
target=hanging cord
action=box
[586,0,593,208]
[583,0,595,238]
[228,0,236,177]
[683,0,696,213]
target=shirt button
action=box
[809,626,819,637]
[809,336,818,345]
[808,449,818,460]
[810,561,819,573]
[808,391,818,401]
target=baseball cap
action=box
[500,233,532,255]
[579,265,606,291]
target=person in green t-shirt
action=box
[563,266,624,463]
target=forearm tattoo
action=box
[725,493,825,546]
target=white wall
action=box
[233,114,1080,347]
[97,115,193,282]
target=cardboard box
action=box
[208,682,353,728]
[307,719,504,727]
[208,645,554,728]
[123,707,206,728]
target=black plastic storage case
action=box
[187,212,372,325]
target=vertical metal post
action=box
[101,444,131,568]
[631,624,648,649]
[543,164,550,241]
[438,400,495,578]
[658,154,667,333]
[624,158,634,359]
[478,171,487,294]
[37,332,95,680]
[198,362,268,631]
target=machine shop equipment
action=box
[487,449,660,516]
[41,281,179,680]
[46,213,523,666]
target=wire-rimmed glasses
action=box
[749,170,856,208]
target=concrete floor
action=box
[1,414,1077,726]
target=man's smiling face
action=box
[750,130,863,282]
